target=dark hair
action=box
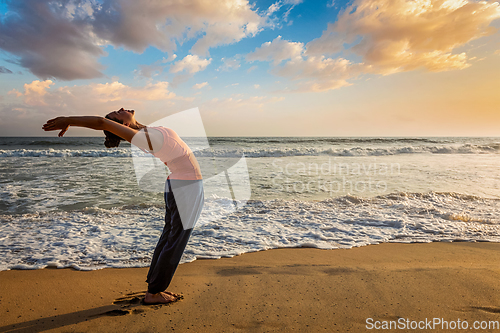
[103,113,125,148]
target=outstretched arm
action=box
[42,116,164,152]
[42,116,139,142]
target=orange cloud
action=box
[245,0,500,93]
[307,0,500,74]
[9,80,54,106]
[9,80,176,111]
[91,81,175,102]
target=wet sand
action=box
[1,243,500,332]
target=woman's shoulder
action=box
[149,126,176,135]
[133,126,165,153]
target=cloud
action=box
[133,54,179,80]
[303,23,344,56]
[247,36,360,92]
[9,80,54,106]
[246,0,500,92]
[92,0,267,55]
[1,79,187,136]
[133,64,165,79]
[219,57,241,71]
[0,66,13,74]
[92,0,267,56]
[203,95,284,113]
[266,0,303,15]
[254,84,260,89]
[7,90,22,98]
[266,2,282,16]
[90,81,175,102]
[307,0,500,73]
[162,54,177,63]
[170,55,212,74]
[192,82,209,90]
[266,0,304,27]
[247,65,258,73]
[9,80,176,111]
[246,36,304,65]
[0,0,106,80]
[273,56,360,92]
[0,0,269,80]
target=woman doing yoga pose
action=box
[42,108,204,304]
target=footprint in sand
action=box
[470,306,500,314]
[454,306,500,315]
[113,291,146,306]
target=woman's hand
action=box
[42,117,70,137]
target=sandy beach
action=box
[2,1,500,333]
[1,242,500,332]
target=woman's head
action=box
[103,108,137,148]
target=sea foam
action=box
[1,142,498,158]
[1,192,498,271]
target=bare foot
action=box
[164,291,181,298]
[144,291,177,305]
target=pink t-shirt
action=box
[149,127,202,180]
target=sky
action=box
[0,0,499,137]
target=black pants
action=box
[146,179,203,294]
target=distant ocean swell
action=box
[1,143,499,158]
[1,191,498,271]
[0,137,449,146]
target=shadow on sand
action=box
[0,305,123,333]
[0,291,181,333]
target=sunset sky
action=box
[0,0,499,137]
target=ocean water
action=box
[0,136,499,271]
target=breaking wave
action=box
[1,143,499,158]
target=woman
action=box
[42,108,204,305]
